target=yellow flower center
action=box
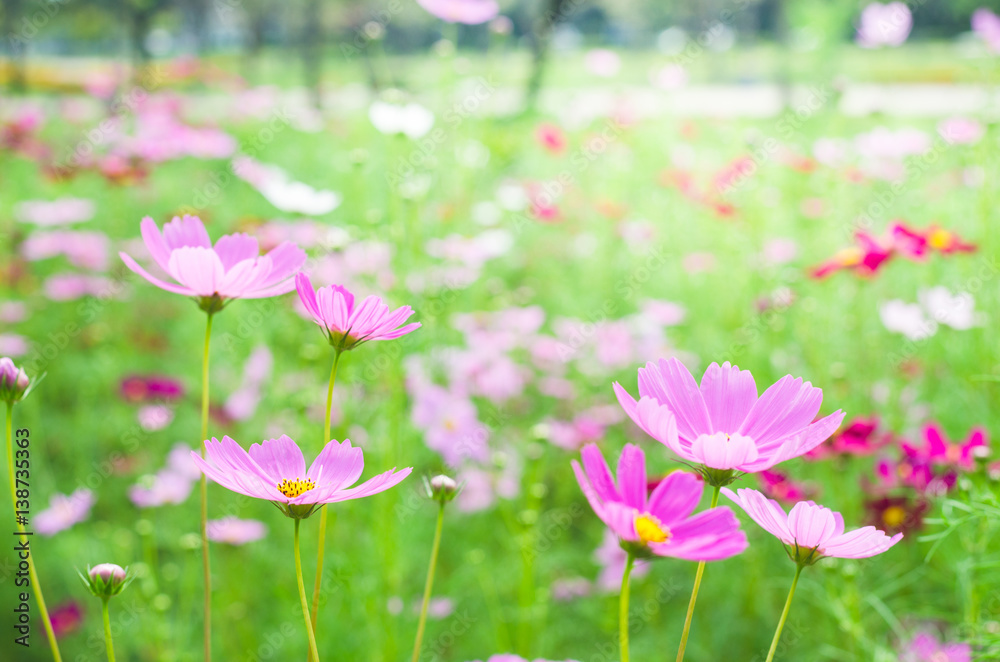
[635,514,671,544]
[444,418,457,431]
[882,505,906,528]
[927,228,951,250]
[837,246,863,266]
[277,478,316,499]
[944,446,961,464]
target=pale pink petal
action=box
[699,362,758,433]
[637,358,712,441]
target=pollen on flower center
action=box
[277,478,315,498]
[635,514,671,544]
[882,505,906,528]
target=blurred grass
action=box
[1,42,999,661]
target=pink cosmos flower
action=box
[614,359,844,481]
[35,488,96,536]
[296,273,420,353]
[972,8,1000,53]
[120,215,306,311]
[416,0,499,24]
[856,3,912,48]
[757,469,815,503]
[207,517,268,545]
[15,198,95,226]
[938,117,984,145]
[191,435,411,519]
[723,487,902,564]
[572,444,747,561]
[21,230,110,270]
[129,470,194,508]
[902,631,971,662]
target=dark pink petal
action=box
[657,507,747,561]
[580,444,621,504]
[646,471,702,526]
[571,459,609,525]
[699,362,757,434]
[296,272,322,321]
[616,444,647,511]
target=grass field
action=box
[1,41,999,662]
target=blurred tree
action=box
[2,0,28,92]
[524,0,576,111]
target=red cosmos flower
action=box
[49,601,84,638]
[865,495,929,536]
[120,375,185,403]
[810,222,976,279]
[757,469,816,503]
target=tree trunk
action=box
[302,0,322,108]
[524,0,571,112]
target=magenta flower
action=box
[614,359,844,484]
[191,435,411,519]
[902,630,971,662]
[296,273,420,353]
[207,517,268,545]
[972,8,1000,53]
[416,0,499,24]
[723,487,902,565]
[907,423,988,471]
[120,215,306,312]
[572,443,747,561]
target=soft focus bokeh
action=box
[2,1,999,660]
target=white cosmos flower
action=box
[368,101,435,139]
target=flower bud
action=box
[424,474,460,504]
[81,563,132,599]
[0,357,29,404]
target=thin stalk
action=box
[199,312,214,662]
[6,402,62,662]
[765,565,804,662]
[675,485,721,662]
[411,503,446,662]
[295,519,322,662]
[619,553,634,662]
[310,351,342,633]
[101,599,116,662]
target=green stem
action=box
[411,503,446,662]
[6,403,63,662]
[310,351,342,637]
[675,485,721,662]
[619,553,634,662]
[199,312,214,662]
[295,519,322,662]
[101,599,116,662]
[765,565,804,662]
